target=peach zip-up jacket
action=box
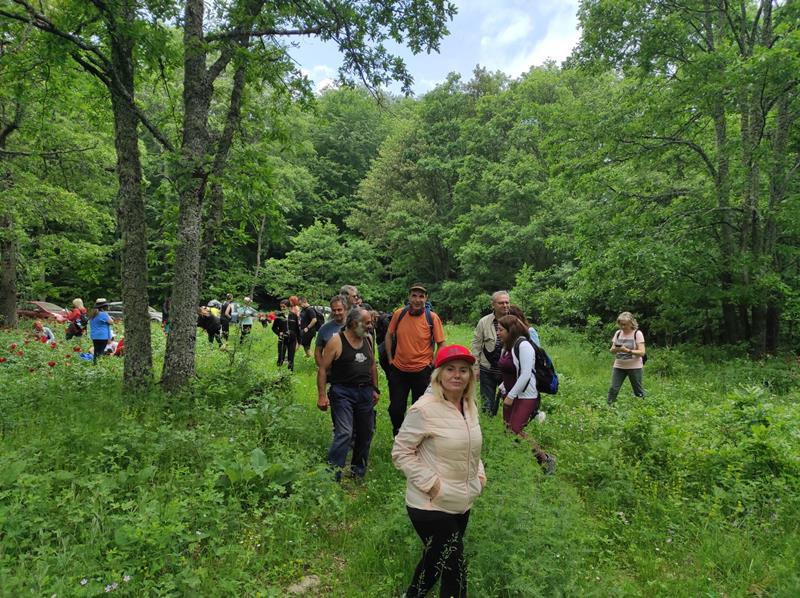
[392,392,486,514]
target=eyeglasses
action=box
[496,301,510,305]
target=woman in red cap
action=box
[392,344,485,598]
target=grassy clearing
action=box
[0,323,798,596]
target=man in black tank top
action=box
[317,307,379,481]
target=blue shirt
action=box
[316,320,344,349]
[90,311,113,340]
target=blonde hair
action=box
[428,362,479,414]
[617,312,639,329]
[73,298,84,309]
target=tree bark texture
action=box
[110,2,153,389]
[161,0,213,391]
[199,62,248,287]
[0,213,17,328]
[0,103,22,328]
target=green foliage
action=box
[1,324,799,596]
[260,220,388,306]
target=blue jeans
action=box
[479,368,502,416]
[328,384,376,479]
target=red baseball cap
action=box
[434,344,476,369]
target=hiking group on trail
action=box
[306,282,646,598]
[11,284,646,598]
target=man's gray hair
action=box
[491,290,510,302]
[330,295,346,308]
[345,306,369,329]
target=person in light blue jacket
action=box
[237,296,258,340]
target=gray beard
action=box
[408,306,424,316]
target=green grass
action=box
[0,323,798,596]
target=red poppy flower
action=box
[48,361,56,367]
[50,342,57,349]
[0,357,6,363]
[40,337,47,343]
[17,350,24,356]
[73,346,81,352]
[9,343,16,350]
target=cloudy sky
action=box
[290,0,582,95]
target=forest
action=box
[1,0,799,595]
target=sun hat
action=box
[434,344,476,369]
[94,298,109,308]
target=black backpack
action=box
[512,337,559,395]
[313,307,325,331]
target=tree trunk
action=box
[0,213,17,328]
[110,1,153,390]
[199,62,248,287]
[161,0,214,392]
[0,102,22,328]
[251,214,267,298]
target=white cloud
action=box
[478,1,580,77]
[495,16,533,47]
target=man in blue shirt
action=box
[315,296,347,367]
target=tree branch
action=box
[5,1,111,69]
[0,144,98,158]
[205,25,322,42]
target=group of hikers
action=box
[306,283,646,598]
[28,284,646,598]
[193,294,325,367]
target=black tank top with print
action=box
[329,333,374,386]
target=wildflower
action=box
[17,350,24,356]
[123,575,131,583]
[41,336,47,343]
[24,339,29,344]
[111,582,118,590]
[80,579,88,586]
[50,342,57,349]
[48,361,56,367]
[105,585,112,592]
[9,343,16,350]
[0,357,6,363]
[73,346,81,352]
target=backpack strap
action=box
[395,303,435,347]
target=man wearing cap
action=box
[385,283,446,435]
[316,307,379,480]
[472,290,511,415]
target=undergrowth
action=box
[0,324,798,596]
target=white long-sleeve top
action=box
[506,339,538,400]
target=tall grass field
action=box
[1,323,798,596]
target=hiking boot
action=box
[542,454,556,475]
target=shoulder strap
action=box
[424,304,434,346]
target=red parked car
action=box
[17,301,69,324]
